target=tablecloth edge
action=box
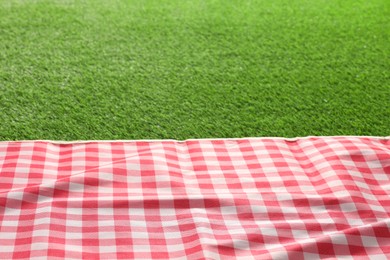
[0,136,388,144]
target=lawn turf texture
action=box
[0,0,389,140]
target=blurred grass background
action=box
[0,0,389,140]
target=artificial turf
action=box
[0,0,389,140]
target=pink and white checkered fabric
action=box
[0,137,389,259]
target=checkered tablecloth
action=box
[0,137,389,259]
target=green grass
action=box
[0,0,389,140]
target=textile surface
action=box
[0,137,389,259]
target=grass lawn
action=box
[0,0,389,140]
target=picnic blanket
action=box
[0,137,389,259]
